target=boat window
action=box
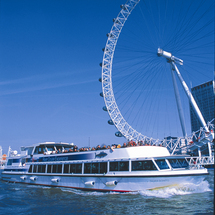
[63,163,82,173]
[63,163,83,174]
[92,163,99,173]
[7,159,13,165]
[168,158,189,169]
[28,165,33,173]
[47,165,52,173]
[46,146,55,152]
[27,147,34,155]
[84,163,91,174]
[34,146,46,154]
[33,165,38,173]
[5,169,28,172]
[37,165,46,173]
[64,164,70,173]
[76,164,82,173]
[110,162,118,171]
[52,164,62,173]
[70,163,82,174]
[64,146,73,151]
[13,159,20,163]
[109,161,129,171]
[21,158,26,165]
[7,159,20,165]
[52,165,57,173]
[100,162,107,174]
[84,163,100,174]
[132,160,157,171]
[56,146,63,151]
[120,161,129,171]
[83,162,107,174]
[32,165,46,173]
[155,159,170,170]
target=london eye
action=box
[100,0,214,149]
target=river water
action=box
[0,170,213,215]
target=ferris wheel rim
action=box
[101,0,160,144]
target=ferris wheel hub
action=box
[157,48,183,65]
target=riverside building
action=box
[190,80,215,132]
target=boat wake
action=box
[139,180,211,198]
[60,188,110,196]
[59,180,211,198]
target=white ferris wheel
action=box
[100,0,214,146]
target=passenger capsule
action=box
[120,4,127,10]
[102,47,109,52]
[100,62,107,67]
[106,33,114,38]
[108,119,114,125]
[103,106,108,111]
[113,18,120,24]
[115,131,123,137]
[100,92,103,97]
[99,77,102,82]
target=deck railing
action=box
[185,156,214,167]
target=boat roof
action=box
[21,142,73,150]
[38,142,73,147]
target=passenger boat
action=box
[0,147,7,176]
[1,142,208,192]
[0,161,6,176]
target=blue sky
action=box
[0,0,214,153]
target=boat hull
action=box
[1,170,208,192]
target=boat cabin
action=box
[20,142,75,156]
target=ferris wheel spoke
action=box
[101,0,214,146]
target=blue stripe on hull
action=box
[28,153,95,162]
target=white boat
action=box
[1,142,208,192]
[0,146,7,176]
[0,161,6,175]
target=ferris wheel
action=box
[100,0,214,145]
